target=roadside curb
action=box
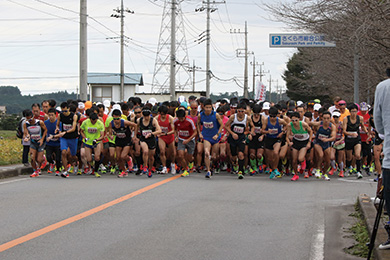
[359,194,390,260]
[0,165,33,179]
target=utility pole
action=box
[268,75,276,103]
[79,0,87,101]
[231,21,252,98]
[111,1,134,101]
[188,60,201,92]
[250,58,263,99]
[170,0,176,101]
[258,63,269,83]
[353,46,360,103]
[196,0,225,98]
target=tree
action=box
[264,0,390,103]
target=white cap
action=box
[103,100,110,108]
[56,106,61,112]
[112,104,121,113]
[96,102,102,106]
[178,95,186,103]
[332,111,341,117]
[297,101,303,106]
[78,102,85,109]
[262,102,270,110]
[314,103,322,111]
[148,97,157,106]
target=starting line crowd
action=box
[19,95,383,181]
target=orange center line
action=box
[0,175,181,253]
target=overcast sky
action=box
[0,0,296,97]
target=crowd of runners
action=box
[19,95,383,181]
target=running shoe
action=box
[214,168,220,174]
[55,170,60,176]
[148,170,153,178]
[133,164,139,172]
[84,166,90,174]
[258,164,263,174]
[77,169,82,175]
[328,168,336,176]
[162,166,168,174]
[323,174,330,181]
[274,169,282,178]
[48,163,54,174]
[291,174,299,181]
[379,240,390,250]
[221,163,227,171]
[196,166,202,173]
[171,163,176,175]
[301,160,306,170]
[357,172,363,179]
[315,169,322,179]
[244,167,250,175]
[74,165,79,175]
[127,158,133,171]
[265,168,270,175]
[110,167,116,175]
[181,170,189,177]
[269,170,276,179]
[95,172,101,178]
[338,170,344,178]
[188,162,194,171]
[61,171,69,178]
[374,177,379,182]
[151,166,156,173]
[233,165,239,173]
[118,171,126,178]
[304,171,309,178]
[99,164,107,174]
[226,166,231,173]
[142,167,148,176]
[205,171,211,179]
[238,171,244,179]
[30,171,39,178]
[369,163,375,174]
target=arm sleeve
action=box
[374,82,385,135]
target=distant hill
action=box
[0,86,77,114]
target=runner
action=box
[197,98,224,178]
[330,110,346,177]
[261,106,288,179]
[56,102,79,178]
[358,102,373,175]
[107,109,137,177]
[286,112,312,181]
[157,105,176,174]
[44,108,61,175]
[225,102,255,179]
[23,110,47,177]
[174,107,197,177]
[80,113,105,178]
[343,103,368,179]
[248,104,264,175]
[135,107,162,178]
[311,111,336,180]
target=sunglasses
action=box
[230,106,237,109]
[191,107,197,109]
[292,119,299,122]
[62,109,69,112]
[269,115,276,118]
[134,111,141,114]
[237,110,245,113]
[308,103,314,106]
[113,117,121,120]
[333,116,339,118]
[339,103,346,106]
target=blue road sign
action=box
[269,33,336,48]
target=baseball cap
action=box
[178,96,186,103]
[297,101,303,106]
[78,102,85,109]
[262,102,270,110]
[332,111,341,117]
[148,97,157,106]
[360,102,368,111]
[307,100,315,106]
[314,99,321,104]
[338,100,346,105]
[313,104,322,111]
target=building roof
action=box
[88,73,143,86]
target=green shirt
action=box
[105,116,115,144]
[80,119,105,145]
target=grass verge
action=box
[344,201,370,258]
[0,130,22,165]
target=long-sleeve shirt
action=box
[374,78,390,168]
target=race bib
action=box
[318,134,328,139]
[31,134,41,141]
[233,125,244,134]
[161,127,169,133]
[269,128,279,135]
[179,130,189,137]
[203,121,214,129]
[254,127,262,134]
[63,124,72,131]
[88,127,97,134]
[117,132,126,138]
[142,129,152,137]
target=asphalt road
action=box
[0,171,377,260]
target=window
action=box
[92,86,112,102]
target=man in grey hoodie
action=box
[374,68,390,249]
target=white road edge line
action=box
[310,223,325,260]
[0,178,31,185]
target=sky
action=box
[0,0,296,97]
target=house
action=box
[0,106,6,115]
[88,72,143,102]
